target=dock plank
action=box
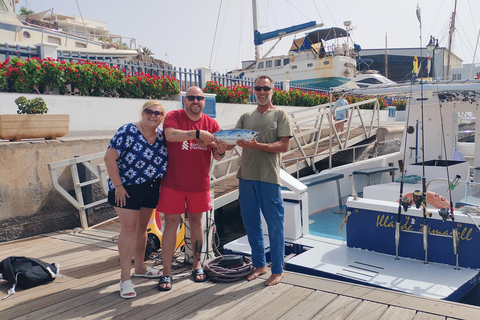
[378,306,417,320]
[248,286,315,319]
[312,295,362,319]
[345,300,389,319]
[210,282,292,320]
[278,290,338,319]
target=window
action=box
[257,62,264,69]
[452,74,462,80]
[75,42,87,48]
[275,59,281,67]
[358,78,382,84]
[47,36,62,45]
[323,61,330,65]
[292,65,298,69]
[283,58,290,65]
[22,31,31,40]
[307,63,313,67]
[266,61,272,68]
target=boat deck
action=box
[1,224,480,319]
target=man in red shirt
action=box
[156,86,227,290]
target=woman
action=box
[104,100,168,299]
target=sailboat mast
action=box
[252,0,260,61]
[446,0,457,80]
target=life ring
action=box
[401,190,450,209]
[146,210,185,255]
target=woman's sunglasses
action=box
[254,86,272,91]
[186,96,205,102]
[144,109,163,116]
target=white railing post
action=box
[281,80,290,91]
[35,43,59,59]
[197,67,212,89]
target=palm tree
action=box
[19,7,35,16]
[142,47,154,57]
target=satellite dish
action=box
[343,21,352,27]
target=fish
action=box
[213,129,259,145]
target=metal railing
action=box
[209,98,382,184]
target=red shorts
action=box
[157,187,212,215]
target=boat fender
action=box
[400,191,450,210]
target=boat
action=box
[227,0,357,89]
[0,0,139,60]
[224,79,480,303]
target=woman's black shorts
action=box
[108,179,161,210]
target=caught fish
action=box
[213,129,259,145]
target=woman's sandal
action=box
[120,280,136,299]
[157,276,172,291]
[132,266,161,278]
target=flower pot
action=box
[0,114,70,141]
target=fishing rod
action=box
[436,88,461,270]
[395,86,415,260]
[416,4,430,264]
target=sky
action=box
[19,0,480,73]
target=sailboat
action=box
[227,0,357,89]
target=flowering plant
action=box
[0,57,180,99]
[391,99,407,111]
[203,81,250,104]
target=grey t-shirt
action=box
[236,108,292,185]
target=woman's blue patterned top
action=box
[107,123,168,191]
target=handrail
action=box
[281,138,401,178]
[210,99,383,184]
[48,152,106,229]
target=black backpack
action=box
[0,256,61,299]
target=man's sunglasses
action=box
[186,96,205,102]
[144,109,163,116]
[254,86,272,91]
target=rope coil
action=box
[204,255,253,282]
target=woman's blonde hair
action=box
[140,100,165,118]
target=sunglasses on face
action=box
[185,95,205,102]
[144,108,163,116]
[254,86,272,92]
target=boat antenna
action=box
[436,83,461,270]
[416,3,431,264]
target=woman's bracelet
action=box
[115,184,123,188]
[217,151,225,156]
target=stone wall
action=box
[0,137,112,241]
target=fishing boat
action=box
[227,0,357,89]
[0,0,138,60]
[224,79,480,303]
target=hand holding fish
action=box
[214,140,227,156]
[236,138,258,149]
[197,130,216,145]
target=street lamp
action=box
[426,36,439,79]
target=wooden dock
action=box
[1,226,480,319]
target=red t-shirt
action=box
[161,109,220,192]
